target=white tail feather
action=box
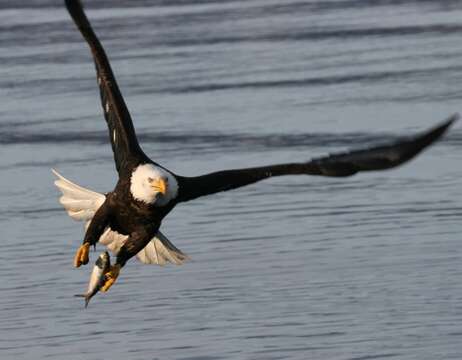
[59,198,98,212]
[136,232,189,265]
[52,169,189,266]
[52,169,105,221]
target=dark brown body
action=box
[84,169,177,266]
[107,177,175,235]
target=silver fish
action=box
[75,251,110,308]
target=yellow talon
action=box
[74,243,90,268]
[101,264,121,292]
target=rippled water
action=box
[1,1,462,359]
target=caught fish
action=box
[75,251,110,308]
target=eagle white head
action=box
[130,164,178,206]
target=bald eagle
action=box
[56,0,457,292]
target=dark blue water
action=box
[1,1,462,359]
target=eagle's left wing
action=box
[176,115,457,203]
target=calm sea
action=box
[1,1,462,359]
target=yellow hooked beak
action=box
[150,178,167,195]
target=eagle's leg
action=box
[74,201,111,268]
[101,264,121,292]
[100,227,156,292]
[74,243,90,267]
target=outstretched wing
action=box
[65,0,149,174]
[176,114,457,202]
[52,170,188,265]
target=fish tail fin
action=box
[74,294,91,308]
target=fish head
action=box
[95,251,111,271]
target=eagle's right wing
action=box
[52,169,188,266]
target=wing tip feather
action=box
[410,113,458,153]
[426,112,458,140]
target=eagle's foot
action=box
[101,264,121,292]
[74,243,90,267]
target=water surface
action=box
[1,1,462,359]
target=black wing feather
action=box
[65,0,149,174]
[176,114,457,203]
